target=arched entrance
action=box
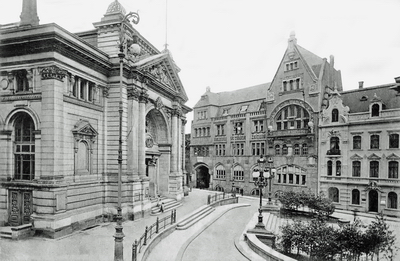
[368,190,379,212]
[145,109,169,196]
[196,166,210,189]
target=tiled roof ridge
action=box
[340,83,394,94]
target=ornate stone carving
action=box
[40,65,67,81]
[139,89,149,103]
[146,64,171,86]
[128,87,140,100]
[154,97,164,111]
[103,86,110,98]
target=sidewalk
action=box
[0,189,216,261]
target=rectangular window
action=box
[370,135,380,149]
[370,161,379,177]
[389,134,399,148]
[352,161,361,177]
[389,161,398,179]
[353,136,362,149]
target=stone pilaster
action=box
[39,65,67,182]
[138,90,148,179]
[127,87,140,181]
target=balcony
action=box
[327,149,341,155]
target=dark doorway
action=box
[368,190,379,212]
[196,166,209,189]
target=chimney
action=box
[20,0,40,27]
[359,81,364,89]
[395,76,400,83]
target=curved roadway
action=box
[181,197,259,261]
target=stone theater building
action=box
[0,0,190,237]
[190,33,400,218]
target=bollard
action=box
[207,195,211,204]
[223,191,225,199]
[143,226,148,245]
[173,209,177,223]
[132,240,137,261]
[170,210,173,224]
[156,217,159,233]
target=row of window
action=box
[215,164,307,186]
[215,142,266,156]
[351,133,399,150]
[285,61,299,71]
[193,146,209,156]
[276,105,309,130]
[194,127,210,137]
[275,144,308,155]
[282,78,302,92]
[197,110,207,120]
[327,160,399,179]
[328,188,398,209]
[71,76,96,102]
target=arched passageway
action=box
[196,166,209,189]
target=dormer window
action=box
[371,104,380,117]
[239,105,248,113]
[332,109,339,122]
[222,108,230,116]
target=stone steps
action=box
[150,198,182,215]
[176,205,215,230]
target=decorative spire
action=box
[106,0,126,15]
[20,0,40,27]
[288,31,297,45]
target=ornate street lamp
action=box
[114,10,140,261]
[252,155,275,229]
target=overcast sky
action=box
[1,0,399,133]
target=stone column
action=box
[138,90,148,179]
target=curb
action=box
[175,203,250,261]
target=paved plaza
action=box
[1,189,399,261]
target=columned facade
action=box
[0,0,191,237]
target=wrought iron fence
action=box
[207,192,227,205]
[131,209,177,261]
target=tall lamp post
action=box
[252,155,275,229]
[115,11,140,261]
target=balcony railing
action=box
[327,149,341,155]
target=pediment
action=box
[350,154,363,160]
[386,153,400,160]
[72,120,98,137]
[133,51,188,102]
[367,153,381,160]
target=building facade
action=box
[190,33,342,198]
[319,80,400,218]
[190,33,400,218]
[0,0,190,238]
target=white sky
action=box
[1,0,399,133]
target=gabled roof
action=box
[341,83,399,113]
[194,83,270,108]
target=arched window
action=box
[389,161,398,179]
[275,105,309,130]
[352,161,361,177]
[275,145,280,155]
[215,165,226,179]
[330,137,340,150]
[336,161,341,176]
[233,165,244,181]
[352,189,360,205]
[327,161,333,176]
[328,187,339,203]
[14,113,35,180]
[370,161,379,177]
[282,144,288,155]
[371,104,380,117]
[388,192,398,209]
[16,70,29,92]
[332,109,339,122]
